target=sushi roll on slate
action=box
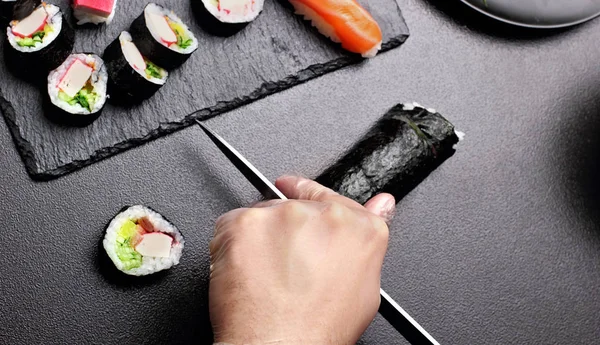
[286,0,382,58]
[0,0,17,25]
[4,0,74,80]
[72,0,117,26]
[104,31,168,104]
[316,103,461,204]
[45,53,108,126]
[103,205,184,276]
[191,0,264,36]
[129,3,198,70]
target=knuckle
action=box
[368,214,389,243]
[322,202,348,223]
[232,208,264,229]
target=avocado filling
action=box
[15,24,53,47]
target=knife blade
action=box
[196,120,441,345]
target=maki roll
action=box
[191,0,264,36]
[72,0,118,26]
[316,103,461,204]
[45,53,108,126]
[104,31,168,104]
[103,205,184,276]
[129,3,198,70]
[0,0,17,26]
[4,1,74,80]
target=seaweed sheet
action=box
[316,103,459,204]
[0,0,409,180]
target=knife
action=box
[195,120,441,345]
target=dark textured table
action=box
[1,1,599,344]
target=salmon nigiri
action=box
[288,0,383,58]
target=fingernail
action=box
[381,197,396,223]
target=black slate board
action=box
[0,0,409,180]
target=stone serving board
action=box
[0,0,409,180]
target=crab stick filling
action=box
[122,40,147,71]
[11,6,48,38]
[147,12,177,46]
[58,59,93,98]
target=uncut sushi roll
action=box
[129,3,198,70]
[287,0,382,58]
[103,205,184,276]
[316,103,461,204]
[191,0,264,36]
[45,53,108,126]
[4,1,75,80]
[104,31,168,104]
[72,0,118,26]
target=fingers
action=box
[275,175,365,212]
[363,193,396,223]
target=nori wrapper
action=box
[190,0,253,37]
[0,0,18,25]
[316,103,460,204]
[4,10,74,83]
[129,5,195,70]
[103,34,166,105]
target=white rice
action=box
[6,4,61,53]
[145,3,198,54]
[73,0,117,25]
[47,53,108,115]
[202,0,264,24]
[103,205,185,276]
[119,31,167,85]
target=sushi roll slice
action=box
[72,0,117,26]
[0,0,17,25]
[316,103,461,204]
[191,0,264,37]
[287,0,382,58]
[4,1,75,80]
[103,205,184,276]
[104,31,168,104]
[129,3,198,70]
[45,53,108,126]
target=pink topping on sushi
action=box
[134,233,173,258]
[11,6,48,38]
[58,59,93,98]
[73,0,115,18]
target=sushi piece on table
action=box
[103,205,185,276]
[45,53,108,126]
[316,103,462,204]
[129,3,198,70]
[72,0,117,25]
[4,1,74,81]
[286,0,383,58]
[191,0,265,36]
[104,31,168,104]
[0,0,17,25]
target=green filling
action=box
[115,220,143,270]
[15,24,53,47]
[58,87,98,112]
[145,60,164,79]
[168,21,193,49]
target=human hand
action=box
[209,176,395,345]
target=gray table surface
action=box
[1,0,599,344]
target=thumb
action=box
[275,175,365,211]
[363,193,396,223]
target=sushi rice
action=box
[103,205,184,276]
[6,3,62,53]
[47,53,108,115]
[202,0,264,24]
[145,3,198,54]
[73,0,117,25]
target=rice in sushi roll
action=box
[103,31,168,104]
[103,205,184,276]
[4,1,74,80]
[45,53,108,126]
[191,0,264,36]
[129,3,198,70]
